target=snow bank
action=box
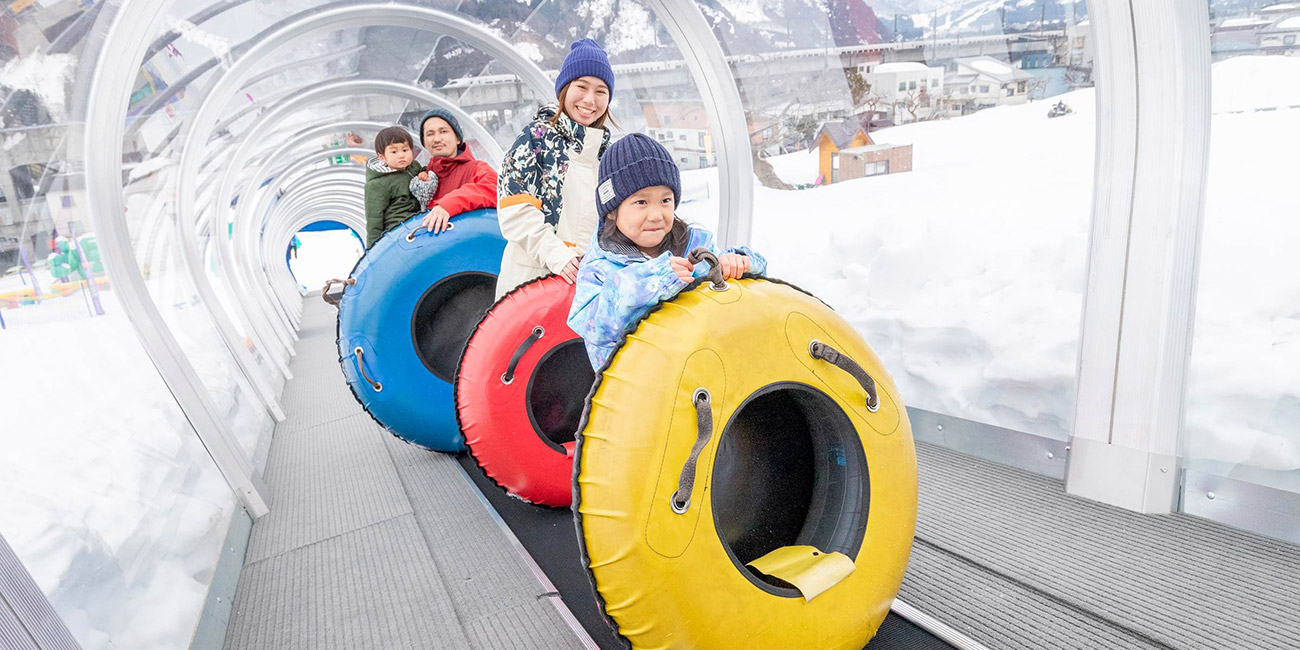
[0,293,237,650]
[684,59,1300,480]
[1212,56,1300,113]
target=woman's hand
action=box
[559,257,581,284]
[717,253,751,280]
[422,206,452,234]
[669,256,695,283]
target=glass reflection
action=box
[1186,1,1300,493]
[702,0,1094,439]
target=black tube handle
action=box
[501,326,545,384]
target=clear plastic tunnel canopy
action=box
[1,0,1298,648]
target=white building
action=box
[1259,15,1300,50]
[945,57,1036,115]
[860,62,945,124]
[1066,19,1094,70]
[642,101,715,170]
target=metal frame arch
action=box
[265,195,365,309]
[641,0,753,248]
[200,80,504,370]
[272,208,367,302]
[239,151,368,328]
[254,172,365,319]
[172,4,549,357]
[84,0,270,518]
[231,143,371,346]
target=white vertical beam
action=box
[1067,0,1212,513]
[643,0,754,248]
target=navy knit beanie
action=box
[419,108,464,148]
[596,133,681,219]
[555,38,615,97]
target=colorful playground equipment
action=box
[572,261,917,650]
[455,275,592,507]
[333,209,505,452]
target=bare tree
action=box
[863,93,883,131]
[1026,77,1049,101]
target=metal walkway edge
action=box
[222,298,589,650]
[223,297,1300,650]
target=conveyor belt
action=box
[455,453,956,650]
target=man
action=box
[417,109,498,234]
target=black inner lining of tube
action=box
[711,382,870,596]
[411,272,497,382]
[526,339,596,452]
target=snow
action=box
[1220,17,1271,28]
[1212,56,1300,113]
[1,224,275,648]
[682,89,1094,439]
[0,52,76,120]
[512,41,544,63]
[0,290,241,650]
[765,149,821,186]
[679,57,1300,483]
[288,229,364,291]
[873,62,929,74]
[968,58,1014,76]
[604,2,658,55]
[714,0,770,24]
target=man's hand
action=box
[422,206,452,234]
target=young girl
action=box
[496,38,615,298]
[567,134,767,370]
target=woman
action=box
[495,38,615,298]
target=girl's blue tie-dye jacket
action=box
[566,225,767,370]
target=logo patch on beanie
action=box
[598,178,616,204]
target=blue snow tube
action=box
[337,209,506,451]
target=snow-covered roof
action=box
[969,58,1012,76]
[815,119,870,149]
[837,143,906,155]
[953,56,1033,83]
[1261,2,1300,13]
[872,62,929,74]
[1220,17,1271,28]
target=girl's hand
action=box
[669,256,695,283]
[718,253,750,280]
[559,257,581,284]
[417,171,430,182]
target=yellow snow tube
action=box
[574,276,917,650]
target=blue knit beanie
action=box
[596,133,681,219]
[419,108,464,149]
[556,38,614,97]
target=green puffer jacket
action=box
[364,157,427,247]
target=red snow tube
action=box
[455,275,596,506]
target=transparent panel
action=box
[1186,4,1300,493]
[710,0,1094,439]
[0,3,241,648]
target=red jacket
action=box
[425,146,498,216]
